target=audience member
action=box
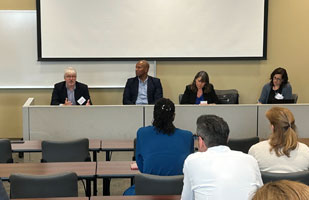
[124,98,194,195]
[252,180,309,200]
[181,115,262,200]
[249,107,309,172]
[51,67,91,105]
[123,60,163,105]
[258,67,292,104]
[180,71,219,105]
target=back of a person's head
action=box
[266,107,298,157]
[252,180,309,200]
[152,98,175,135]
[196,115,229,147]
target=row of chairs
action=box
[0,138,91,163]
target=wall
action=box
[1,0,309,138]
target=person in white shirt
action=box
[249,107,309,173]
[181,115,263,200]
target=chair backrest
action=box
[41,138,90,162]
[135,173,184,195]
[215,89,239,104]
[261,170,309,185]
[292,93,298,103]
[0,139,13,163]
[227,137,259,153]
[9,172,78,199]
[0,179,9,200]
[179,94,184,104]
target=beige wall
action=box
[1,0,309,138]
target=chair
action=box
[179,94,184,104]
[0,139,13,163]
[41,138,91,162]
[292,93,298,103]
[261,170,309,185]
[9,172,78,199]
[0,179,9,200]
[135,173,184,195]
[215,89,239,104]
[227,137,259,153]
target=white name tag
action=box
[77,96,86,105]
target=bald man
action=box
[123,60,163,104]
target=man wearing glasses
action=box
[51,67,92,105]
[181,115,263,200]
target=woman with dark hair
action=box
[124,98,194,195]
[249,107,309,172]
[180,71,219,104]
[258,67,292,104]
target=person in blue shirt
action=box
[124,98,194,195]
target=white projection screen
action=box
[37,0,268,60]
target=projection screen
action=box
[37,0,268,60]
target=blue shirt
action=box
[135,77,148,105]
[195,95,204,104]
[66,85,76,105]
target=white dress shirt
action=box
[181,146,263,200]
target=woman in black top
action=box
[180,71,219,104]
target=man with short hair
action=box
[51,67,92,105]
[181,115,263,200]
[123,60,163,104]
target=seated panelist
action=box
[180,71,219,105]
[258,67,292,104]
[123,60,163,105]
[51,67,92,106]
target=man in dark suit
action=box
[51,67,92,105]
[123,60,163,104]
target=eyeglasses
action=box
[65,75,76,79]
[273,77,282,81]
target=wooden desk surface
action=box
[91,196,180,200]
[299,138,309,146]
[0,162,96,180]
[101,140,134,151]
[12,198,88,200]
[96,161,139,178]
[11,139,101,152]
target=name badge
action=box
[77,96,86,105]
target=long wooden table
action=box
[92,196,180,200]
[11,139,101,161]
[0,162,96,196]
[101,140,134,161]
[96,161,139,196]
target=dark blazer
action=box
[51,81,92,105]
[123,76,163,104]
[180,84,219,104]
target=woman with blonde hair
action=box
[249,107,309,172]
[252,180,309,200]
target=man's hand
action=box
[86,99,91,106]
[64,98,72,106]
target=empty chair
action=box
[0,139,13,163]
[9,172,78,199]
[135,173,184,195]
[292,93,298,103]
[0,179,9,200]
[227,137,259,154]
[261,170,309,185]
[215,89,239,104]
[41,138,90,162]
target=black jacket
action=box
[123,76,163,104]
[180,84,219,104]
[51,81,92,105]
